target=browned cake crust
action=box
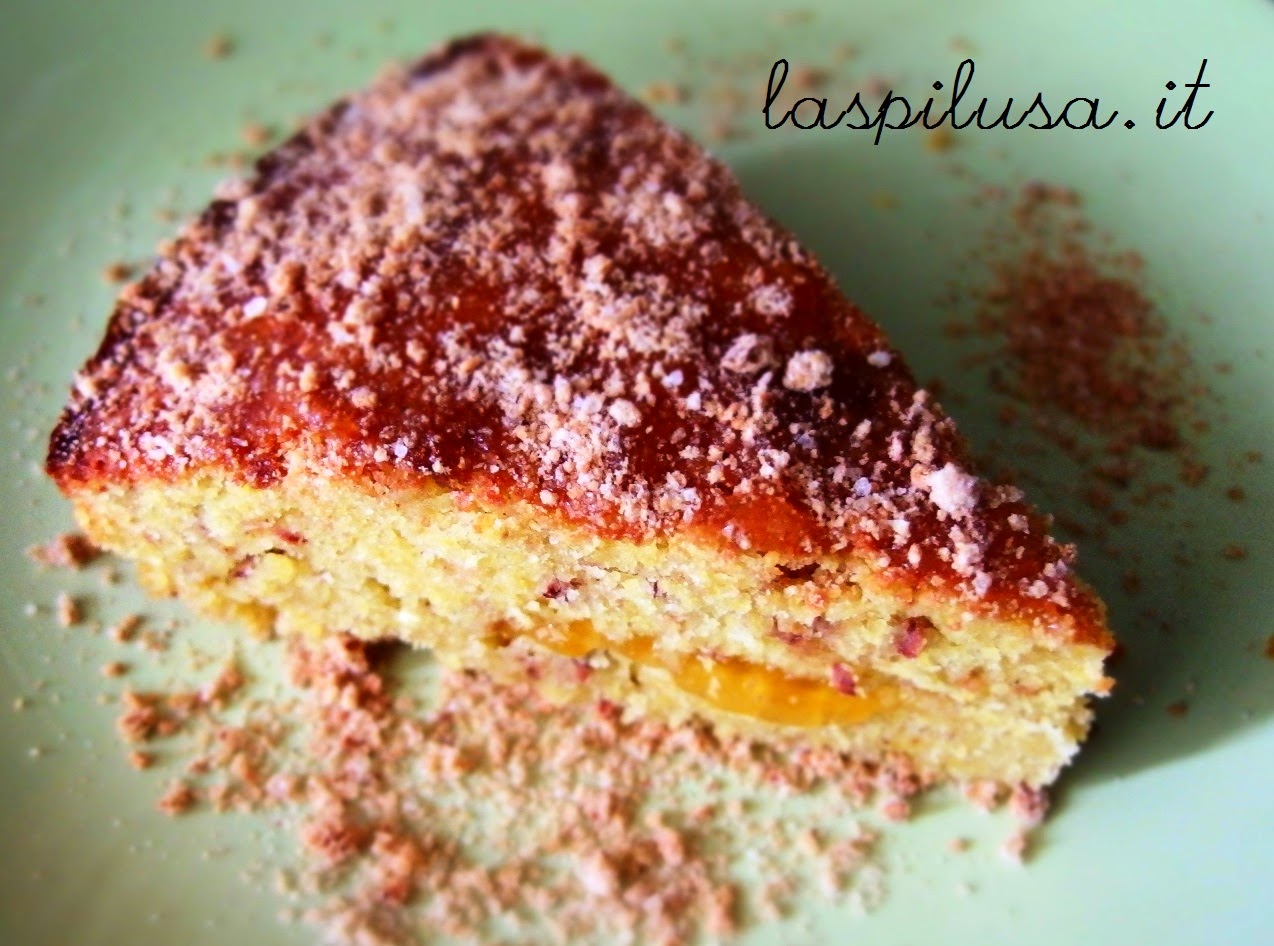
[47,33,1110,651]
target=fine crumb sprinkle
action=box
[999,827,1030,865]
[1166,700,1189,718]
[109,614,143,643]
[158,780,198,815]
[129,750,155,770]
[26,532,99,570]
[878,797,911,822]
[973,194,1185,441]
[951,181,1201,468]
[1007,784,1049,827]
[1121,570,1142,595]
[100,661,129,679]
[924,127,955,153]
[55,592,81,628]
[640,81,686,105]
[788,65,827,91]
[241,121,274,147]
[1179,460,1209,487]
[961,779,1004,811]
[1264,634,1274,660]
[941,177,1238,640]
[771,8,814,26]
[204,32,233,60]
[102,261,135,284]
[1221,544,1247,561]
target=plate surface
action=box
[2,1,1272,944]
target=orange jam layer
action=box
[528,621,896,727]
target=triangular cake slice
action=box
[47,34,1114,787]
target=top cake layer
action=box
[47,34,1108,646]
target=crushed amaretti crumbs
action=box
[101,261,135,284]
[937,177,1259,681]
[88,629,1047,946]
[108,614,142,644]
[204,32,234,60]
[55,592,81,627]
[240,121,274,147]
[26,531,99,570]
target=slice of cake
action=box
[47,34,1114,787]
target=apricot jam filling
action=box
[511,621,897,727]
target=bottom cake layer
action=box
[67,471,1111,786]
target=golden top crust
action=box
[48,34,1109,646]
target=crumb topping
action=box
[47,33,1101,635]
[920,463,979,520]
[781,348,834,392]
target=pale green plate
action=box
[2,1,1272,944]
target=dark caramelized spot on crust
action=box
[47,34,1109,647]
